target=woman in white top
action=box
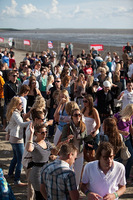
[6,96,31,185]
[81,94,100,151]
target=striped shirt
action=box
[41,159,77,200]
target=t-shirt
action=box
[120,90,133,109]
[82,160,126,198]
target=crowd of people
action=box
[0,42,133,200]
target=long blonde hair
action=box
[6,96,21,121]
[120,104,133,120]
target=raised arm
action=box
[26,122,34,152]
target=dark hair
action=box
[71,108,86,133]
[19,84,30,96]
[34,123,46,133]
[59,143,78,158]
[82,94,94,116]
[103,118,122,154]
[31,109,44,121]
[96,142,114,160]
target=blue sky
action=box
[0,0,133,29]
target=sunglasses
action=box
[19,102,23,105]
[83,100,88,103]
[38,118,45,121]
[73,113,81,117]
[38,131,48,135]
[55,81,60,83]
[12,75,17,77]
[32,82,36,84]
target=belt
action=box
[33,161,48,167]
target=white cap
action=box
[103,80,111,88]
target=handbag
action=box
[120,142,131,160]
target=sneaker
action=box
[14,180,27,186]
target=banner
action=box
[24,40,31,46]
[0,37,4,42]
[61,43,65,48]
[8,38,13,46]
[90,44,104,51]
[48,41,53,49]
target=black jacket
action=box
[96,89,114,115]
[4,80,22,105]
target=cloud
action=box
[50,0,58,14]
[21,3,50,18]
[2,0,19,17]
[21,4,37,15]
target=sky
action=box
[0,0,133,29]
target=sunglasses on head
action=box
[73,113,81,117]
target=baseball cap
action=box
[103,80,111,88]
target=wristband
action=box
[114,192,119,198]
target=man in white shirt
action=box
[81,142,126,200]
[117,79,133,109]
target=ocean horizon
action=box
[0,28,133,47]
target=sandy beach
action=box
[0,39,124,67]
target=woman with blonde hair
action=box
[6,96,31,185]
[114,103,133,180]
[53,89,70,145]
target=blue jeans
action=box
[8,143,24,182]
[125,139,133,179]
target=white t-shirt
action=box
[120,90,133,109]
[82,160,126,198]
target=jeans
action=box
[125,139,133,179]
[8,143,24,182]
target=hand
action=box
[87,192,103,200]
[47,120,53,126]
[60,98,67,104]
[29,122,34,135]
[67,134,74,142]
[90,131,96,137]
[103,193,116,200]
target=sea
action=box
[0,28,133,47]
